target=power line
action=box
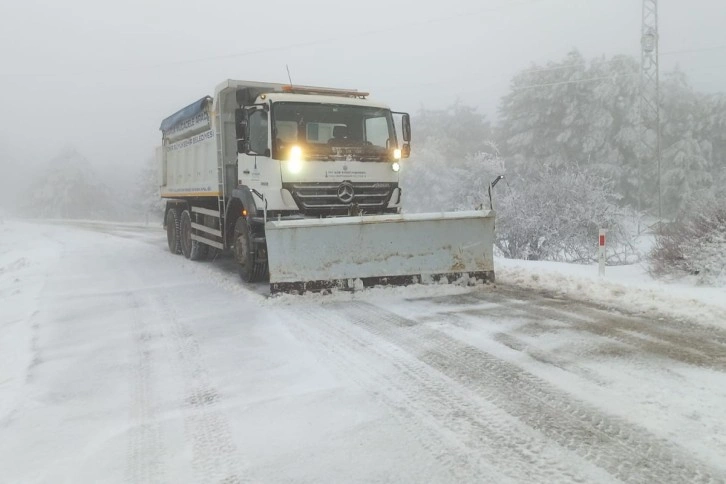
[157,0,550,68]
[367,52,726,95]
[6,0,725,87]
[334,57,620,93]
[515,43,726,76]
[661,44,726,57]
[1,0,550,79]
[471,45,726,92]
[452,57,723,95]
[511,73,639,91]
[519,58,619,75]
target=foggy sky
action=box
[0,0,724,204]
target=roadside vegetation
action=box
[404,50,725,279]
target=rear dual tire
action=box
[166,208,182,255]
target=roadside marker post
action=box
[599,229,607,276]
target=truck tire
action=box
[180,209,208,261]
[233,217,266,282]
[166,208,182,255]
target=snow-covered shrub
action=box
[399,138,464,213]
[400,103,496,213]
[494,167,637,263]
[134,158,165,222]
[24,148,121,220]
[454,146,506,211]
[649,194,726,285]
[401,143,505,214]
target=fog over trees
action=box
[11,49,725,281]
[403,50,725,277]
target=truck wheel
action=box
[166,208,182,255]
[233,217,266,282]
[180,209,207,261]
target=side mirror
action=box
[402,113,411,143]
[235,108,248,153]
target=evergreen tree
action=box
[497,53,721,215]
[661,131,712,213]
[498,50,590,172]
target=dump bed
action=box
[158,97,219,198]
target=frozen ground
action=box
[1,219,725,483]
[496,257,726,330]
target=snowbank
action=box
[496,257,726,329]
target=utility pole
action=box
[640,0,662,224]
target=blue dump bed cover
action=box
[159,96,211,132]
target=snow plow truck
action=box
[158,79,495,293]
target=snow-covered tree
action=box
[498,52,643,190]
[454,145,506,212]
[661,131,712,213]
[498,53,724,216]
[649,193,726,286]
[401,103,494,213]
[133,157,165,222]
[498,50,593,172]
[414,101,494,160]
[701,93,726,187]
[404,97,637,263]
[586,56,643,206]
[24,147,120,220]
[494,166,635,263]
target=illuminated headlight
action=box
[393,148,402,160]
[392,162,400,172]
[288,145,303,174]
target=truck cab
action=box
[217,81,411,219]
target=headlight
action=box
[392,162,400,172]
[288,145,303,173]
[288,159,303,173]
[393,148,402,160]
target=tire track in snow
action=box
[476,286,726,350]
[334,300,725,484]
[459,287,726,372]
[286,305,608,484]
[125,291,167,484]
[285,307,505,483]
[423,294,694,384]
[494,324,692,386]
[491,332,615,387]
[25,310,42,383]
[155,292,246,484]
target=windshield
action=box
[271,102,396,161]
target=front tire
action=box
[166,208,181,255]
[233,217,267,282]
[180,209,208,261]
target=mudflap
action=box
[265,210,495,294]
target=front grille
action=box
[285,182,395,215]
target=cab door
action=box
[237,107,281,193]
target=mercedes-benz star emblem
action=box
[337,182,355,203]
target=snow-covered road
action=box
[1,220,725,483]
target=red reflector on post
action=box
[599,235,605,246]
